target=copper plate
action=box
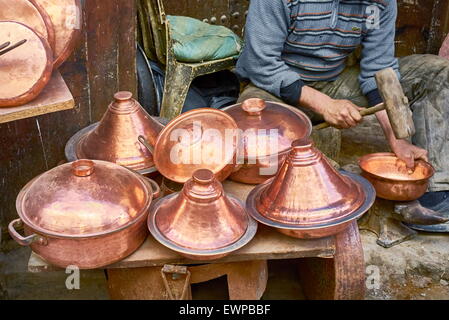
[33,0,82,68]
[0,21,53,107]
[154,108,240,183]
[0,0,55,49]
[359,152,434,201]
[148,169,257,260]
[70,92,163,174]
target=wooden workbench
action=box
[28,180,365,300]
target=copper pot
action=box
[246,138,375,239]
[8,159,160,269]
[148,169,257,260]
[222,99,312,184]
[359,152,434,201]
[153,108,240,183]
[65,92,164,175]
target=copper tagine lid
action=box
[75,92,164,172]
[0,0,55,50]
[16,160,154,238]
[223,99,312,159]
[0,21,54,108]
[154,108,240,183]
[32,0,82,68]
[251,138,367,227]
[148,169,257,258]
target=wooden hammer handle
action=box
[313,103,385,130]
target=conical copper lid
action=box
[148,169,257,259]
[16,159,155,238]
[246,138,375,238]
[75,92,163,172]
[223,99,312,159]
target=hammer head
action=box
[375,68,415,139]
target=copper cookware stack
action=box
[223,98,312,184]
[0,0,82,107]
[246,138,375,239]
[65,91,164,175]
[148,169,257,260]
[9,159,160,269]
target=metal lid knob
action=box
[241,98,266,116]
[72,159,94,177]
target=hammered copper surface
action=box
[9,159,158,268]
[149,169,255,259]
[223,99,312,184]
[17,159,153,236]
[33,0,82,68]
[0,0,55,49]
[0,21,53,107]
[246,138,374,239]
[76,92,163,172]
[154,108,240,183]
[359,152,434,201]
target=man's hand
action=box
[298,86,363,129]
[322,99,363,129]
[390,139,428,169]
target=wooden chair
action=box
[138,0,238,120]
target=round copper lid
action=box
[0,0,55,49]
[247,138,372,228]
[149,169,257,258]
[154,108,240,183]
[0,21,53,107]
[74,92,164,173]
[32,0,82,68]
[16,159,153,238]
[223,99,312,159]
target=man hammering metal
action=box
[235,0,449,226]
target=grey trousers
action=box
[238,54,449,192]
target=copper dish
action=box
[0,0,55,50]
[148,169,257,260]
[8,159,160,269]
[33,0,82,68]
[153,108,240,183]
[0,21,53,107]
[246,139,375,239]
[223,99,312,184]
[359,152,435,201]
[65,92,164,175]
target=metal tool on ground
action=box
[314,68,415,140]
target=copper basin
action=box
[148,169,257,260]
[153,108,240,183]
[223,99,312,184]
[9,159,160,269]
[359,152,434,201]
[246,138,375,239]
[65,92,164,175]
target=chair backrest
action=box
[139,0,169,66]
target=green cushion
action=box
[167,15,242,63]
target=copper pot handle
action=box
[8,219,47,246]
[138,135,154,154]
[145,178,161,199]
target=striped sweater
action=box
[235,0,400,106]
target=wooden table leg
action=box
[298,221,365,300]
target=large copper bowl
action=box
[223,99,312,184]
[148,169,257,260]
[246,139,375,239]
[359,152,434,201]
[153,109,240,183]
[8,159,160,269]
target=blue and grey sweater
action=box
[235,0,400,106]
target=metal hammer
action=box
[313,67,415,139]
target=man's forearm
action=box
[375,109,397,144]
[298,86,332,114]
